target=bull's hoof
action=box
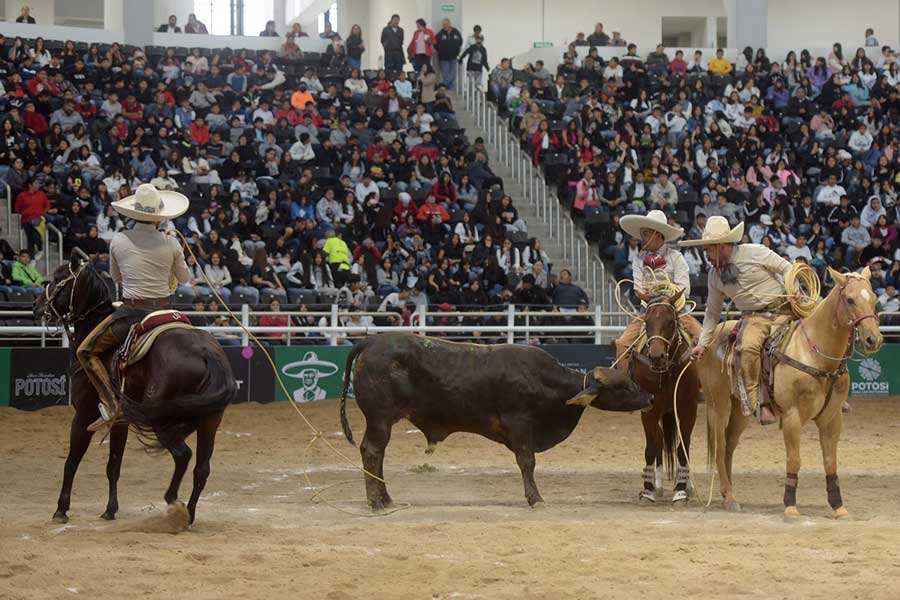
[639,490,656,505]
[52,511,69,524]
[783,506,802,521]
[100,511,116,521]
[833,506,850,520]
[528,498,545,509]
[671,490,688,505]
[723,500,741,512]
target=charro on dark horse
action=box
[34,184,237,525]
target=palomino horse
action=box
[697,267,882,518]
[627,291,700,504]
[34,255,238,524]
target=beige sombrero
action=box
[112,183,189,222]
[620,209,684,242]
[678,216,744,247]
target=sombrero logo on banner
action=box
[281,351,341,403]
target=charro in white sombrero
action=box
[112,183,190,222]
[620,209,684,242]
[678,215,744,247]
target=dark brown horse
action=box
[627,291,700,504]
[34,255,237,525]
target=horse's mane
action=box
[75,262,115,312]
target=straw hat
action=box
[112,183,189,222]
[678,216,744,247]
[620,210,684,242]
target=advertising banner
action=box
[273,346,352,403]
[543,344,616,373]
[10,348,71,410]
[848,345,900,397]
[223,346,276,404]
[0,348,10,407]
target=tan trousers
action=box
[737,315,792,414]
[615,314,702,363]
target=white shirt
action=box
[631,244,691,299]
[110,223,190,299]
[816,184,847,206]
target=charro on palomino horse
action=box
[614,211,700,504]
[686,218,883,517]
[34,184,237,525]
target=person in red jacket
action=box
[394,192,417,223]
[407,18,435,72]
[23,101,48,135]
[26,70,57,98]
[15,179,50,258]
[189,117,210,145]
[258,298,290,342]
[415,193,450,222]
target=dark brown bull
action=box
[339,333,653,510]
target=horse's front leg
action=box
[54,414,95,523]
[639,407,661,504]
[101,424,129,520]
[817,411,849,519]
[782,410,803,519]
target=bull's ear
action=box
[828,266,847,285]
[860,265,872,280]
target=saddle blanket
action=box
[119,310,193,368]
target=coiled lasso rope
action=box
[172,230,409,517]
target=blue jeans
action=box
[347,57,361,70]
[232,285,260,305]
[440,60,457,90]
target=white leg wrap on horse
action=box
[654,464,664,491]
[675,465,690,486]
[640,465,657,502]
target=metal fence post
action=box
[329,303,339,346]
[417,304,427,337]
[241,303,250,347]
[594,303,602,345]
[507,304,515,344]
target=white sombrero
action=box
[111,183,189,223]
[281,351,339,378]
[620,209,684,242]
[678,216,744,247]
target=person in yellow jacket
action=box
[708,48,733,75]
[322,226,350,287]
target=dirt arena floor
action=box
[3,397,900,600]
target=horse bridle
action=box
[43,260,107,329]
[800,278,880,361]
[639,300,685,374]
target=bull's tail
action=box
[661,411,677,480]
[340,338,372,446]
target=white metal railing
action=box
[43,222,64,275]
[458,73,610,317]
[10,304,900,348]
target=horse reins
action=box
[634,300,687,375]
[43,261,108,331]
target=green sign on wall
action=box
[273,346,352,403]
[439,3,456,13]
[532,41,554,48]
[848,344,900,397]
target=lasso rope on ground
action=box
[173,230,409,517]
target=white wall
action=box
[462,0,726,66]
[767,0,899,57]
[366,0,416,68]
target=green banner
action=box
[0,348,9,407]
[848,344,900,397]
[273,346,352,403]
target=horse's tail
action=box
[340,338,371,446]
[661,411,677,480]
[122,343,237,448]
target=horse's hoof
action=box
[724,500,741,512]
[639,491,656,505]
[528,498,545,509]
[671,490,689,505]
[833,506,850,520]
[370,501,386,513]
[784,506,802,521]
[100,511,116,521]
[52,512,69,524]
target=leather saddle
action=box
[721,317,797,410]
[116,310,193,382]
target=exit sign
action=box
[533,41,554,48]
[439,3,456,12]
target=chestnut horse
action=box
[627,291,700,504]
[34,255,238,524]
[698,267,882,518]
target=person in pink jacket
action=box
[408,18,435,72]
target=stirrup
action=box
[87,403,112,432]
[757,403,777,426]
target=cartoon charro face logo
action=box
[281,351,339,403]
[859,358,881,382]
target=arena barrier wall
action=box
[3,344,893,409]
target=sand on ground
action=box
[2,397,900,600]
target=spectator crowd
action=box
[0,17,594,329]
[487,26,900,311]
